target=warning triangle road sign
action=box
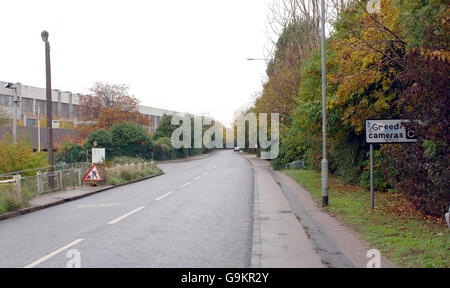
[83,164,103,181]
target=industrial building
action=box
[0,81,179,150]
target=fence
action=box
[0,161,156,204]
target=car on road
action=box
[234,146,240,152]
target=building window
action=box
[0,94,12,106]
[61,103,69,118]
[22,98,33,113]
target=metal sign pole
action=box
[370,143,374,209]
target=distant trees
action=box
[77,82,150,137]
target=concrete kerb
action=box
[154,150,217,164]
[0,172,165,222]
[242,153,262,268]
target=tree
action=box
[77,82,151,137]
[152,115,177,141]
[110,122,153,159]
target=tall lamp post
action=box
[320,0,328,207]
[41,30,54,167]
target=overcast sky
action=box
[0,0,274,127]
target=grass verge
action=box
[283,169,449,268]
[107,164,162,185]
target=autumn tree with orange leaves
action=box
[77,82,151,137]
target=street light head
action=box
[4,82,14,89]
[41,30,49,42]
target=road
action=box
[0,150,254,267]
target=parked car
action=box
[233,146,240,152]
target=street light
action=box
[4,82,21,144]
[246,58,271,61]
[41,30,54,167]
[320,0,328,207]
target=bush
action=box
[110,122,153,159]
[383,51,450,216]
[55,142,86,164]
[0,138,48,175]
[153,137,173,160]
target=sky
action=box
[0,0,274,127]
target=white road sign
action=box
[365,119,417,144]
[92,148,105,164]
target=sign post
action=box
[365,119,417,209]
[370,143,374,209]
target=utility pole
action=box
[320,0,328,207]
[13,87,17,144]
[38,105,41,152]
[41,30,53,166]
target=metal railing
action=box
[0,161,156,203]
[0,162,92,202]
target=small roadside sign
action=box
[365,119,417,144]
[92,148,105,164]
[364,118,418,210]
[83,165,103,182]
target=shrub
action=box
[153,137,173,160]
[110,122,153,159]
[55,142,86,164]
[0,137,48,175]
[383,50,450,216]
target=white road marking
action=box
[78,203,119,208]
[107,206,145,225]
[193,176,201,181]
[179,181,191,188]
[202,172,208,176]
[24,238,84,268]
[155,191,174,201]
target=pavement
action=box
[0,150,395,268]
[245,153,396,268]
[246,154,324,268]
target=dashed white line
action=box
[203,172,209,176]
[179,181,191,188]
[24,238,84,268]
[107,206,145,225]
[193,176,201,181]
[155,191,174,201]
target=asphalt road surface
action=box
[0,150,254,268]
